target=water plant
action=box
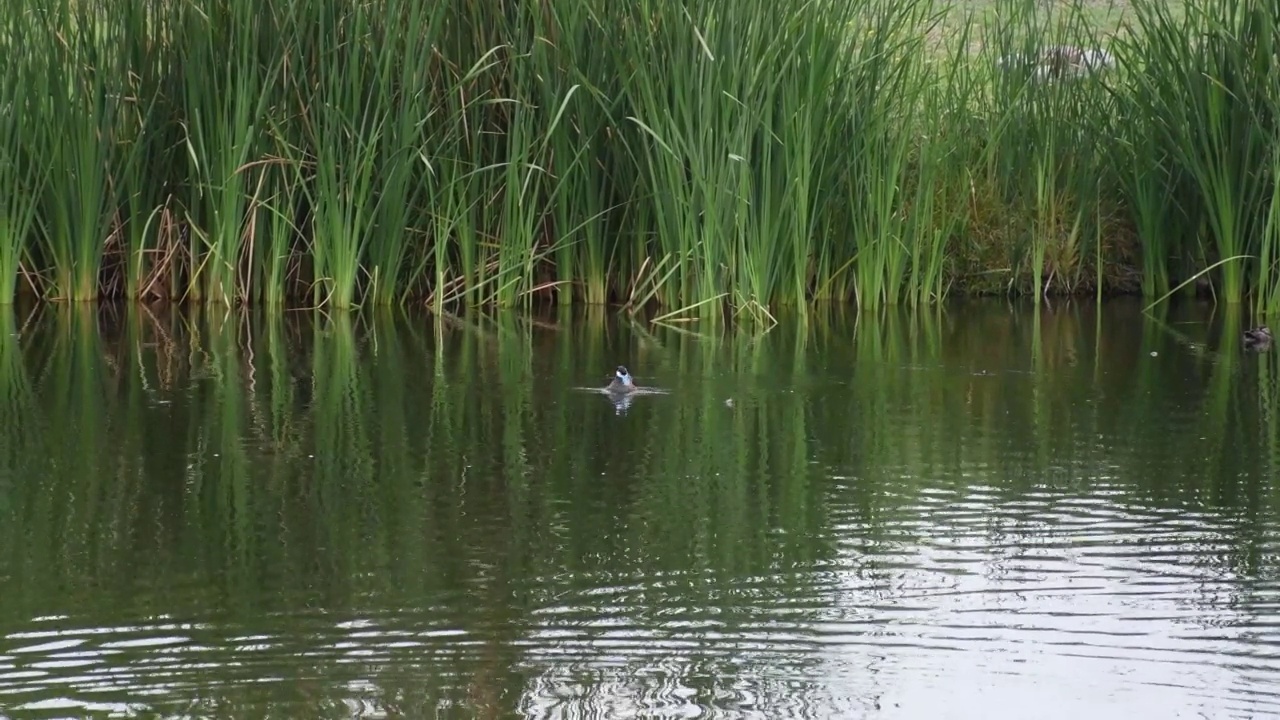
[1,0,1277,316]
[1119,0,1280,309]
[0,6,46,305]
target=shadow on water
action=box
[0,298,1278,718]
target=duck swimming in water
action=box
[1244,326,1273,351]
[578,365,667,415]
[607,365,637,394]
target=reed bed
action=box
[1,0,1278,316]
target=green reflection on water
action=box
[0,299,1277,718]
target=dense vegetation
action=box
[1,0,1278,318]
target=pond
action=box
[0,298,1277,719]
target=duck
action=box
[606,365,637,394]
[996,44,1115,83]
[1244,326,1273,351]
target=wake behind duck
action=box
[574,365,669,412]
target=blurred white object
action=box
[997,44,1116,81]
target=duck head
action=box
[1245,326,1273,349]
[614,365,634,386]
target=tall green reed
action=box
[362,1,448,307]
[0,3,46,305]
[517,0,631,309]
[416,47,525,311]
[36,0,132,301]
[178,0,278,306]
[613,0,740,313]
[8,0,1277,315]
[283,1,385,310]
[900,20,979,308]
[115,0,177,303]
[1258,141,1280,313]
[836,3,942,310]
[1122,0,1279,308]
[533,0,625,307]
[492,48,562,310]
[614,0,865,317]
[246,170,298,309]
[973,0,1118,300]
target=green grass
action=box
[941,0,1159,37]
[5,0,1280,320]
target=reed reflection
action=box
[0,299,1275,718]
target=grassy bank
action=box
[1,0,1278,318]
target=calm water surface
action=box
[0,299,1278,719]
